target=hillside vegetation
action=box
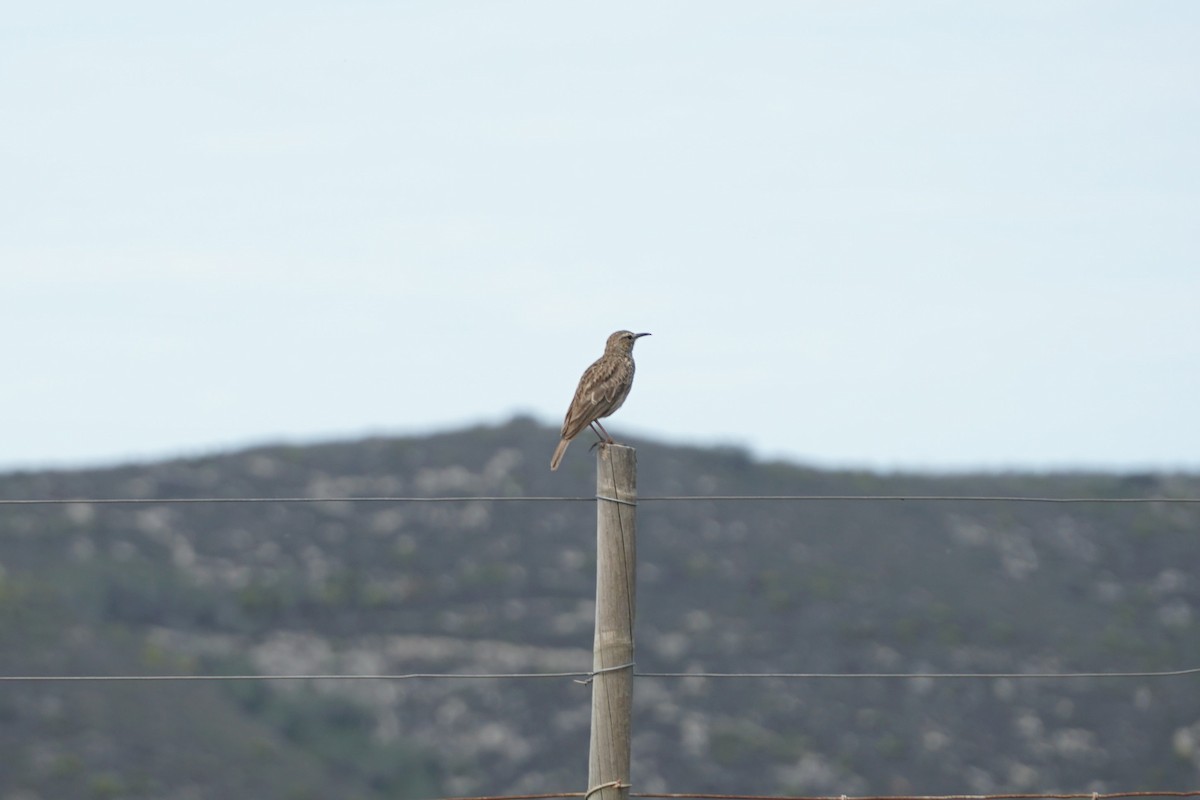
[1,417,1198,798]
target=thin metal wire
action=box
[596,494,638,507]
[636,665,1200,679]
[435,795,585,800]
[1,494,1197,506]
[3,665,1197,683]
[574,661,635,685]
[425,791,1200,800]
[586,782,631,800]
[629,794,1200,800]
[642,495,1200,504]
[0,496,583,506]
[0,671,593,683]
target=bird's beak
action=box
[634,332,651,339]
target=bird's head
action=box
[606,330,651,355]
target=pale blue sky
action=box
[3,1,1198,472]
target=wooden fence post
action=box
[587,444,637,800]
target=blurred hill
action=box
[1,416,1198,798]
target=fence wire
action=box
[4,665,1199,683]
[424,792,1200,800]
[1,494,1198,506]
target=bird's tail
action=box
[550,438,570,471]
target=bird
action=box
[550,330,651,471]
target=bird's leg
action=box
[587,421,618,452]
[592,420,616,444]
[587,422,605,452]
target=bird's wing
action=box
[560,357,626,440]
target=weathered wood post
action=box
[586,444,637,800]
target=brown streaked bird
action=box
[550,330,651,471]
